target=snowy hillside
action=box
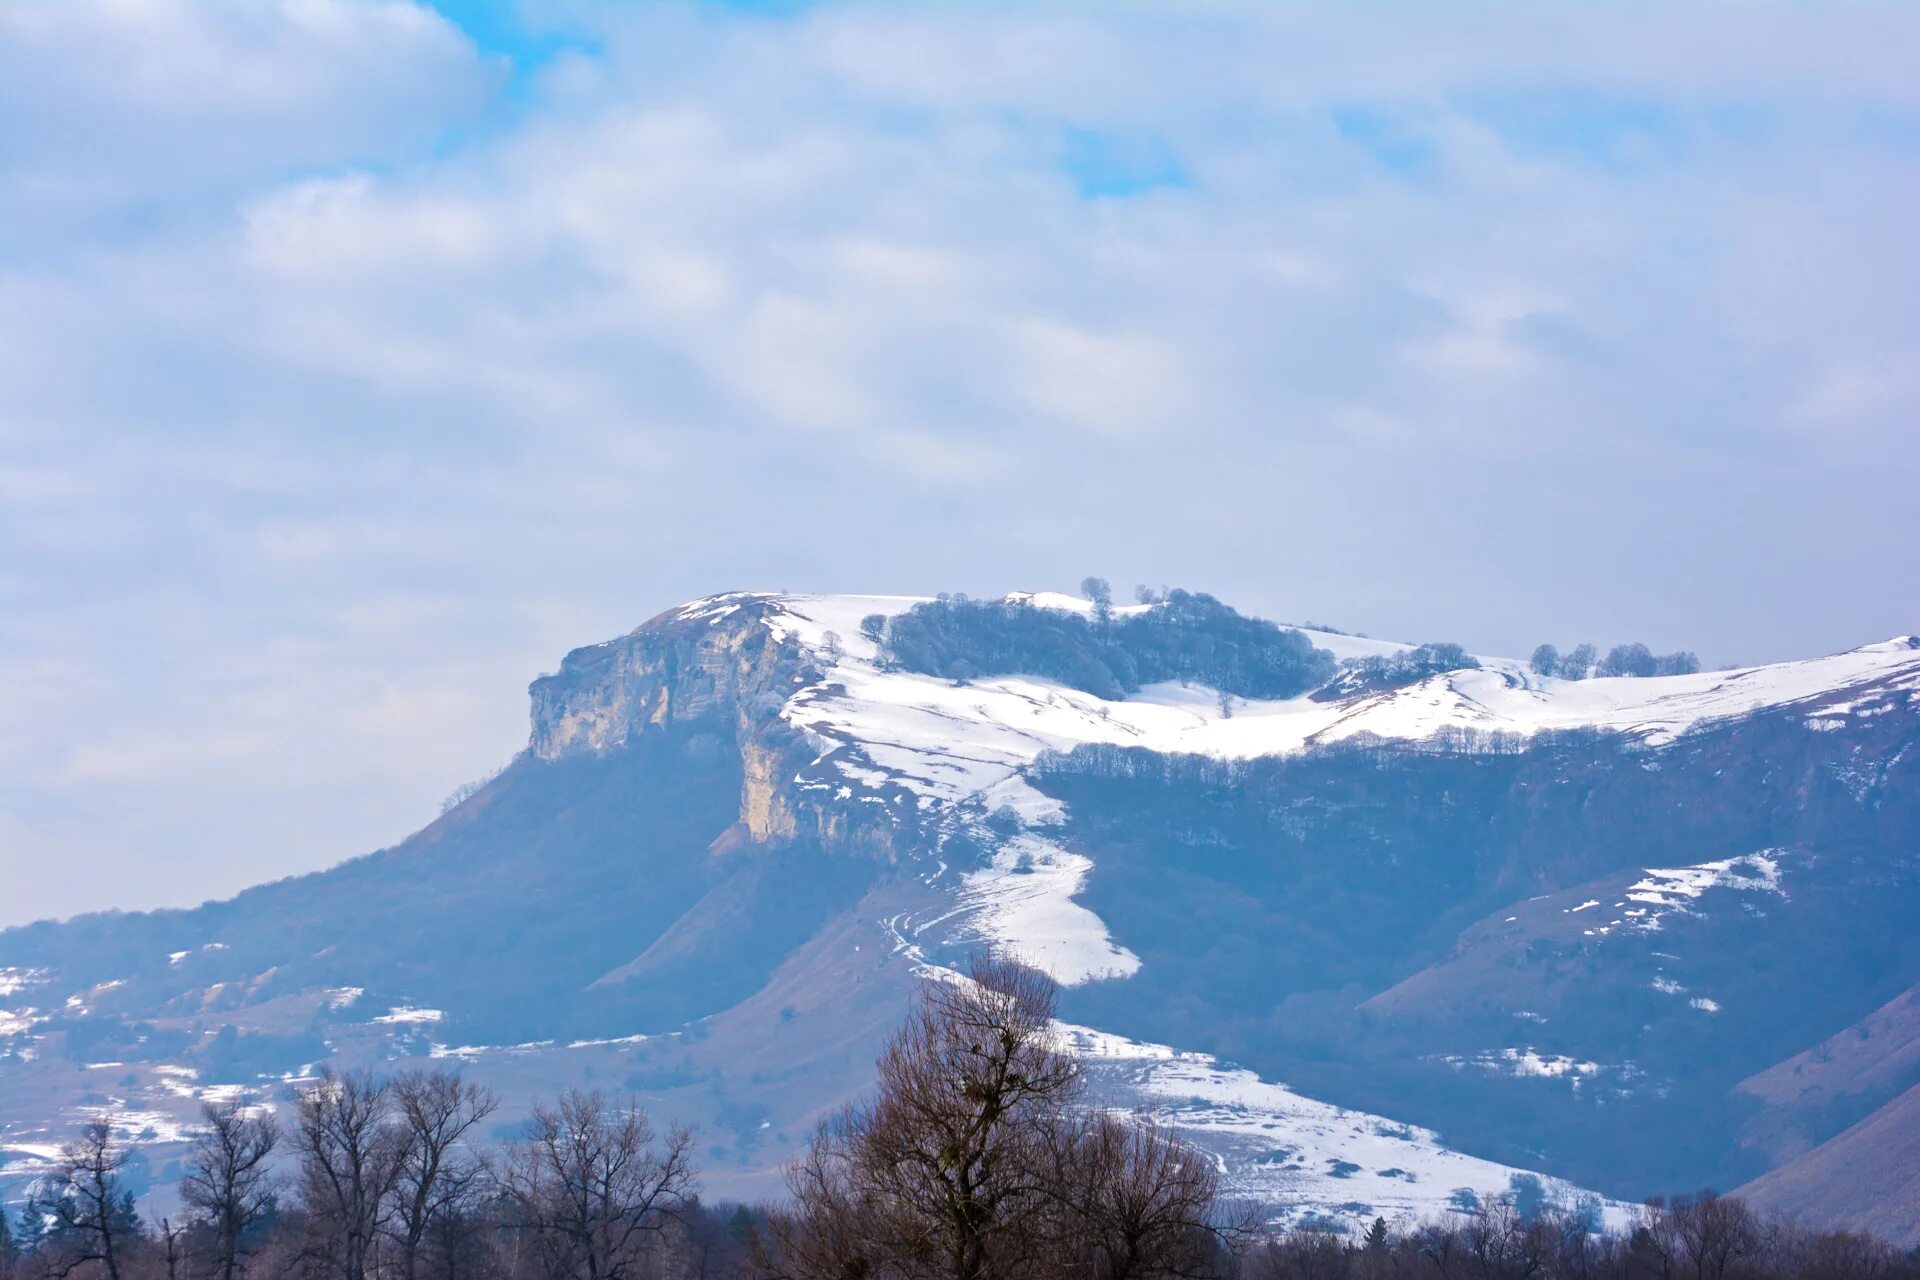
[753,591,1920,987]
[768,592,1919,771]
[4,586,1916,1240]
[752,588,1911,1229]
[1066,1023,1632,1234]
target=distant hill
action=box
[4,591,1916,1239]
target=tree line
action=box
[853,581,1709,699]
[1235,1193,1920,1280]
[1320,643,1482,698]
[5,958,1914,1279]
[1530,643,1700,680]
[3,1069,712,1280]
[862,588,1336,702]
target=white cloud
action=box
[1,0,1917,925]
[1018,321,1187,436]
[0,0,495,246]
[1788,359,1920,431]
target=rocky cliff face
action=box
[527,595,911,856]
[529,596,796,759]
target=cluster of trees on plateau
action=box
[1529,643,1700,680]
[5,959,1915,1280]
[1319,643,1481,698]
[851,581,1707,704]
[859,581,1336,701]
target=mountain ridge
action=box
[3,589,1916,1239]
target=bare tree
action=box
[293,1069,398,1280]
[1053,1112,1222,1280]
[1082,578,1114,626]
[1460,1197,1548,1280]
[1415,1220,1466,1279]
[28,1119,138,1280]
[768,956,1220,1280]
[766,1130,888,1280]
[386,1070,498,1280]
[180,1099,279,1280]
[157,1217,186,1280]
[860,957,1072,1277]
[1560,644,1597,681]
[1598,643,1656,679]
[1779,1226,1908,1280]
[1249,1225,1346,1280]
[1653,650,1700,676]
[505,1088,696,1280]
[1663,1191,1759,1280]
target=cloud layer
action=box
[2,0,1916,925]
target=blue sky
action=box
[1,0,1916,925]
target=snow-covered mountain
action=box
[729,592,1918,986]
[3,590,1916,1239]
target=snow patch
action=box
[956,827,1140,984]
[1624,852,1785,930]
[373,1006,444,1025]
[1066,1024,1632,1235]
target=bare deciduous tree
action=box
[1054,1112,1223,1280]
[294,1069,398,1280]
[386,1070,498,1280]
[1663,1191,1759,1280]
[1082,578,1114,626]
[1561,644,1597,681]
[1248,1224,1347,1280]
[157,1217,185,1280]
[805,957,1072,1278]
[180,1099,279,1280]
[1777,1226,1909,1280]
[29,1119,138,1280]
[766,956,1222,1280]
[505,1088,696,1280]
[1460,1197,1549,1280]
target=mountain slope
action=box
[1736,1083,1920,1246]
[1729,980,1920,1244]
[3,591,1916,1237]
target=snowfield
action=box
[764,596,1920,790]
[731,591,1912,1227]
[755,593,1920,988]
[1066,1024,1635,1234]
